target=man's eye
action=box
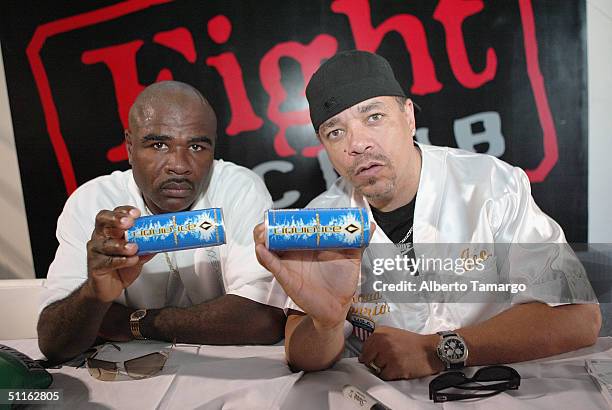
[190,144,204,152]
[327,129,343,140]
[152,142,167,150]
[368,113,383,122]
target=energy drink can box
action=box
[126,208,225,255]
[265,208,370,251]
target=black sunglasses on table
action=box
[429,365,520,403]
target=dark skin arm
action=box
[38,206,151,364]
[99,296,286,345]
[37,283,112,364]
[40,291,285,365]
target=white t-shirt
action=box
[284,143,596,354]
[41,159,286,312]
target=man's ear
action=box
[404,98,416,133]
[125,130,133,165]
[404,98,415,116]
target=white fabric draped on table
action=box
[2,337,611,409]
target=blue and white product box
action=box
[126,208,225,255]
[265,207,370,251]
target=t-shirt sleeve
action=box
[40,195,92,314]
[492,167,597,305]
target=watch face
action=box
[441,337,466,362]
[131,309,147,320]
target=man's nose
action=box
[165,148,191,175]
[347,125,374,155]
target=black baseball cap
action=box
[306,50,417,131]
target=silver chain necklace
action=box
[395,225,414,256]
[397,225,414,245]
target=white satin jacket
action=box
[299,143,596,353]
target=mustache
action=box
[159,178,194,189]
[348,153,391,175]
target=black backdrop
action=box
[0,0,587,277]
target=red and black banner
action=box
[1,0,587,277]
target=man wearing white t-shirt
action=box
[254,51,601,380]
[38,81,286,363]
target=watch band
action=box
[447,360,464,370]
[130,309,147,340]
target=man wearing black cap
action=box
[254,50,600,380]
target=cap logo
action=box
[323,97,337,111]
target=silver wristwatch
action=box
[436,331,468,370]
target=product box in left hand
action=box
[125,208,226,255]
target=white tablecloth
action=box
[2,337,611,409]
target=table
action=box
[2,337,611,409]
